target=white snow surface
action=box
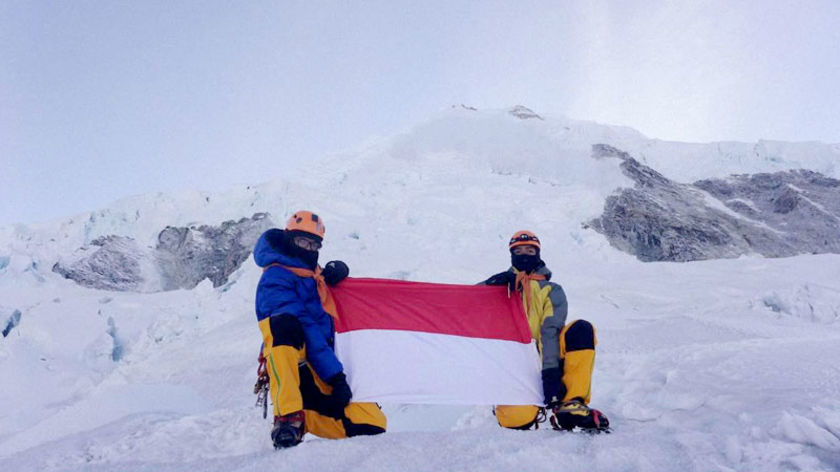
[2,108,840,471]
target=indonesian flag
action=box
[331,278,543,405]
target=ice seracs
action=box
[52,213,273,292]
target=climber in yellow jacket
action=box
[482,230,609,431]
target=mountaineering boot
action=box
[271,411,305,448]
[551,398,610,432]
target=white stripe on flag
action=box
[335,329,543,405]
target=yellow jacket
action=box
[514,265,568,370]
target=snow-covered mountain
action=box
[1,107,839,471]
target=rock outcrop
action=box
[52,235,148,291]
[508,105,544,120]
[53,213,273,291]
[156,213,273,290]
[589,145,840,262]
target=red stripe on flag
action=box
[331,278,532,344]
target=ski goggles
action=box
[293,236,322,251]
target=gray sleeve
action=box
[539,283,568,370]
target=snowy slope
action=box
[2,108,840,471]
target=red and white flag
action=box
[332,278,542,405]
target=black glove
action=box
[484,271,516,291]
[542,367,566,408]
[322,260,349,286]
[327,372,352,413]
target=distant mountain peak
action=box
[508,105,544,120]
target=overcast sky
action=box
[2,0,839,226]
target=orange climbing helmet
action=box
[509,230,540,250]
[285,210,326,240]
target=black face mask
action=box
[292,246,319,269]
[511,253,542,273]
[282,232,320,269]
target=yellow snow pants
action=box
[259,316,387,439]
[496,319,596,429]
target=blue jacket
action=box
[253,231,343,381]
